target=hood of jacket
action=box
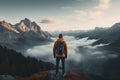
[57,38,64,42]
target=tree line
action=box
[0,45,55,76]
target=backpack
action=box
[56,41,65,55]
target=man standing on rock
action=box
[53,34,68,76]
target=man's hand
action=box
[53,52,55,58]
[65,56,67,58]
[54,54,55,58]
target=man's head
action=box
[59,34,63,38]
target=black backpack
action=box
[56,41,65,55]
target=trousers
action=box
[56,57,65,74]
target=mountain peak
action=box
[24,18,31,22]
[0,21,20,34]
[15,18,41,32]
[20,18,31,27]
[112,22,120,28]
[113,22,120,26]
[0,20,8,24]
[110,22,120,31]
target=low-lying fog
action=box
[25,36,118,75]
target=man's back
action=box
[53,38,68,58]
[53,34,68,75]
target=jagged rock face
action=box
[0,21,19,43]
[15,18,41,33]
[0,18,51,50]
[0,21,20,33]
[111,23,120,28]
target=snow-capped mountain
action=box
[0,21,20,33]
[0,18,52,50]
[15,18,41,33]
[0,21,19,43]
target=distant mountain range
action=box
[0,18,52,50]
[76,22,120,52]
[76,22,120,80]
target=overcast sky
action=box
[0,0,120,31]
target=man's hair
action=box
[59,34,63,38]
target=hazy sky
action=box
[0,0,120,31]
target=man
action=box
[53,34,68,76]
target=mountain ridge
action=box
[76,22,120,46]
[15,18,41,33]
[0,45,55,77]
[0,21,20,34]
[0,18,52,50]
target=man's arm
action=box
[64,41,68,58]
[53,41,57,58]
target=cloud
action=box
[89,0,111,20]
[73,10,102,21]
[74,10,88,17]
[95,0,111,10]
[89,11,103,20]
[68,10,88,21]
[25,36,97,63]
[40,18,56,24]
[25,36,114,73]
[40,17,63,24]
[70,0,111,21]
[39,0,112,31]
